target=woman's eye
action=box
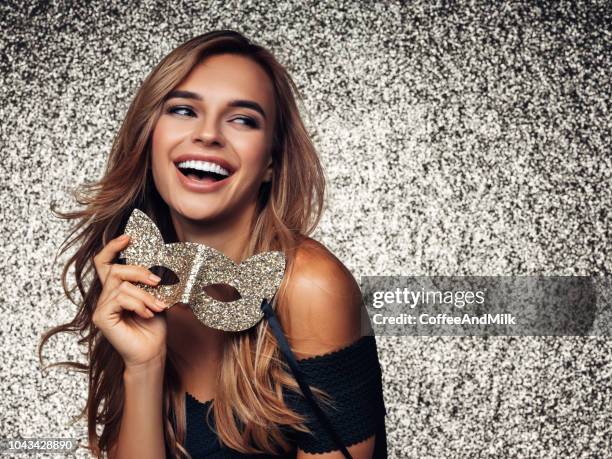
[168,105,196,117]
[232,116,259,128]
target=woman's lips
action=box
[175,163,233,192]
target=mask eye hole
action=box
[203,283,242,302]
[149,266,180,285]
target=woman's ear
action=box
[263,157,273,182]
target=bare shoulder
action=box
[282,237,364,359]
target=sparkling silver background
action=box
[1,1,611,458]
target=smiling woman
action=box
[38,30,388,459]
[151,53,276,228]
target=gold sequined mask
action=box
[118,208,286,332]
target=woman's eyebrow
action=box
[165,90,267,120]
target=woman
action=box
[39,30,387,458]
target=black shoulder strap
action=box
[260,298,354,459]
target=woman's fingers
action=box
[108,292,155,319]
[118,280,169,312]
[98,290,162,321]
[98,262,162,304]
[93,290,137,326]
[93,234,131,284]
[92,233,167,310]
[89,235,169,368]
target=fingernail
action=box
[119,234,129,241]
[156,299,167,309]
[149,274,161,282]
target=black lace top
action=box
[178,335,387,458]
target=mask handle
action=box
[261,298,354,459]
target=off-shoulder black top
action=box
[179,334,387,458]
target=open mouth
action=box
[175,160,233,184]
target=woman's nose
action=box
[191,117,224,147]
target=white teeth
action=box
[176,160,230,177]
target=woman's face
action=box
[151,53,276,223]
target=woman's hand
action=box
[92,234,169,369]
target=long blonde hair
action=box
[38,30,330,457]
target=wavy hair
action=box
[37,30,331,458]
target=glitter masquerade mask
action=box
[117,208,286,332]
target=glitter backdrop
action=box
[1,1,610,457]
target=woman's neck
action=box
[169,202,257,262]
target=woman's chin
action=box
[171,202,227,223]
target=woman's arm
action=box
[109,354,167,459]
[285,240,377,459]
